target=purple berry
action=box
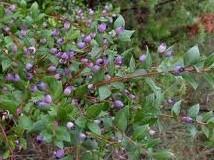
[6,73,14,81]
[88,9,94,15]
[51,29,60,37]
[157,43,167,53]
[26,72,33,80]
[50,48,58,54]
[37,81,47,91]
[66,122,74,129]
[54,73,61,80]
[114,55,123,65]
[63,86,73,96]
[13,74,20,82]
[48,65,57,72]
[173,65,184,75]
[79,133,87,141]
[57,38,64,45]
[113,100,124,108]
[25,46,36,55]
[84,35,92,43]
[8,4,16,12]
[20,27,28,37]
[181,116,193,123]
[80,58,89,64]
[30,85,38,92]
[91,65,101,72]
[165,48,173,57]
[139,54,147,63]
[36,100,49,107]
[36,135,44,144]
[98,23,107,33]
[54,149,65,159]
[96,58,104,66]
[64,20,70,30]
[43,94,52,104]
[11,43,18,53]
[77,41,86,49]
[25,63,33,71]
[115,27,124,35]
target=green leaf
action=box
[44,77,63,99]
[184,45,200,66]
[30,2,39,18]
[56,127,70,142]
[151,150,174,160]
[1,59,11,71]
[201,125,209,138]
[74,84,87,98]
[119,30,135,42]
[114,106,129,132]
[0,5,4,18]
[19,115,33,131]
[98,85,111,100]
[0,96,19,114]
[86,102,109,119]
[171,100,182,117]
[114,15,125,28]
[188,104,200,118]
[129,56,136,72]
[182,74,198,90]
[203,73,214,88]
[87,122,101,135]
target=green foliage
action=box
[0,0,213,159]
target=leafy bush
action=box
[0,1,213,159]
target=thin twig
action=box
[0,122,14,160]
[94,67,212,88]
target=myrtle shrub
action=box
[0,1,213,160]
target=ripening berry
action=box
[157,43,167,53]
[84,35,92,43]
[139,54,147,63]
[181,116,193,123]
[98,23,107,33]
[113,100,124,108]
[66,122,74,129]
[43,94,52,104]
[54,149,65,159]
[63,86,73,96]
[77,41,86,49]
